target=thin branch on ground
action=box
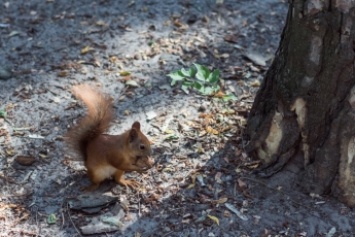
[66,202,82,237]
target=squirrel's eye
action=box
[140,144,145,150]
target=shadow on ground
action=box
[2,0,353,236]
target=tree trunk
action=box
[246,0,355,206]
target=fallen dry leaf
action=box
[8,31,20,38]
[220,53,230,59]
[126,80,139,87]
[214,91,225,98]
[243,161,261,170]
[187,173,197,189]
[215,172,223,184]
[0,203,30,226]
[196,174,205,186]
[15,155,36,166]
[120,71,131,76]
[224,34,238,43]
[207,215,220,225]
[225,203,248,221]
[109,56,119,63]
[81,46,95,55]
[215,197,228,204]
[120,75,132,81]
[237,178,248,191]
[173,19,183,28]
[243,52,268,66]
[206,126,219,135]
[5,147,15,156]
[96,20,108,27]
[250,80,261,87]
[57,71,68,77]
[164,129,174,134]
[223,210,232,217]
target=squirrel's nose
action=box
[147,156,154,168]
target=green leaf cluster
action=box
[168,64,221,96]
[0,109,7,118]
[47,213,57,225]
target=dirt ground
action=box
[1,0,354,236]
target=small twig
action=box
[241,133,247,152]
[4,117,14,126]
[35,113,44,132]
[20,170,34,184]
[138,190,142,218]
[66,202,82,237]
[24,135,45,140]
[149,169,157,183]
[162,231,174,237]
[8,228,40,236]
[12,127,34,131]
[35,205,41,236]
[61,210,65,229]
[0,194,27,198]
[184,135,203,142]
[27,203,39,235]
[0,174,18,184]
[0,23,9,28]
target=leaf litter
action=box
[0,0,354,236]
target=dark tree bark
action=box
[246,0,355,206]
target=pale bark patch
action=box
[339,136,355,206]
[291,98,306,129]
[309,36,322,65]
[301,76,314,87]
[346,138,355,166]
[258,111,283,163]
[291,98,309,165]
[334,0,352,13]
[304,0,326,15]
[341,17,353,43]
[347,86,355,109]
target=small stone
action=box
[146,111,157,120]
[15,156,36,166]
[0,66,12,80]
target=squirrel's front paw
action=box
[117,178,140,189]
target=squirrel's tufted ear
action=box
[129,128,138,142]
[131,121,141,131]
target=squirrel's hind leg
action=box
[82,169,105,192]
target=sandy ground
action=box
[0,0,354,236]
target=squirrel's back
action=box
[67,84,113,160]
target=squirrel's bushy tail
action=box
[67,84,113,160]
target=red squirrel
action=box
[66,84,153,191]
